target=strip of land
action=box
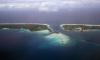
[0,23,53,32]
[60,24,100,32]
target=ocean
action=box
[0,29,100,60]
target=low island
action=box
[60,24,100,32]
[0,23,53,32]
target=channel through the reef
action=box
[0,29,72,47]
[0,23,100,48]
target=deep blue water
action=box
[0,29,100,60]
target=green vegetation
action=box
[62,24,100,31]
[63,25,83,30]
[0,24,52,32]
